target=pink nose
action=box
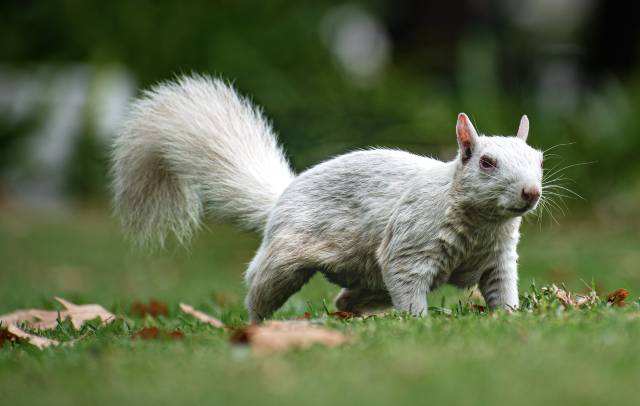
[521,186,541,204]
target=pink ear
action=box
[517,115,529,142]
[456,113,478,161]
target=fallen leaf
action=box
[6,324,58,349]
[131,299,169,317]
[328,311,358,319]
[0,308,61,330]
[0,299,115,329]
[296,312,312,320]
[0,297,115,349]
[471,304,486,313]
[179,303,225,328]
[1,323,90,349]
[229,327,251,344]
[554,287,573,307]
[231,320,352,354]
[167,330,185,340]
[0,326,20,347]
[131,326,160,340]
[574,291,598,307]
[131,327,184,341]
[607,288,629,307]
[53,297,116,329]
[541,284,597,308]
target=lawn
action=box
[1,207,639,406]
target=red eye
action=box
[479,156,497,170]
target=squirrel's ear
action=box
[516,115,529,142]
[456,113,478,162]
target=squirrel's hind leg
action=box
[334,288,392,315]
[244,244,315,322]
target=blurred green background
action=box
[1,0,639,307]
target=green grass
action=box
[1,207,639,406]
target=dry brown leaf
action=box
[574,291,598,307]
[53,297,116,329]
[6,324,58,349]
[167,330,185,340]
[554,288,573,307]
[131,326,185,341]
[231,320,352,354]
[607,288,629,307]
[296,312,312,320]
[328,311,358,319]
[131,326,160,340]
[542,284,597,308]
[0,297,115,349]
[0,298,115,329]
[0,326,20,347]
[0,308,62,330]
[179,303,225,328]
[471,304,487,313]
[131,299,169,318]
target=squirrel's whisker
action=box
[543,142,576,154]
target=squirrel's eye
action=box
[479,156,497,170]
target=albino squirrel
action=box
[112,74,543,321]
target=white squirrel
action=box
[112,74,543,322]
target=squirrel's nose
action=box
[521,186,541,204]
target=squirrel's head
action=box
[454,113,543,219]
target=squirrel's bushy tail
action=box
[111,74,295,246]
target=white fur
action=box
[112,75,544,321]
[111,75,294,246]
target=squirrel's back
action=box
[266,149,450,245]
